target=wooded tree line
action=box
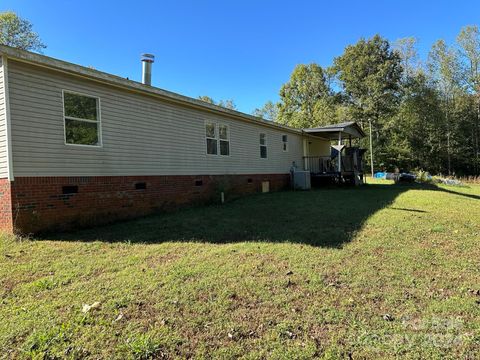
[254,27,480,176]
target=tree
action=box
[333,35,403,169]
[198,95,215,104]
[277,63,336,128]
[252,101,279,121]
[217,99,237,110]
[394,37,421,81]
[428,39,463,174]
[457,25,480,93]
[198,96,237,110]
[0,11,46,52]
[333,35,402,122]
[390,71,445,172]
[457,25,480,173]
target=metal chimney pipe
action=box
[141,53,155,85]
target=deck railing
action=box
[303,156,338,173]
[303,154,364,174]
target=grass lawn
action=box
[1,180,479,359]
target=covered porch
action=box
[302,121,367,185]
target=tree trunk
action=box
[446,97,452,176]
[476,94,480,174]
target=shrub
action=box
[415,170,433,184]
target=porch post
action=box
[303,139,308,170]
[337,132,342,173]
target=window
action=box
[219,124,230,156]
[205,122,230,156]
[63,91,101,146]
[260,133,267,158]
[282,135,288,152]
[205,122,217,155]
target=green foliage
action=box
[415,170,433,183]
[457,25,480,92]
[394,37,420,79]
[32,277,58,291]
[272,29,480,175]
[198,95,237,110]
[277,63,338,128]
[0,11,46,52]
[252,100,279,121]
[333,34,402,122]
[198,95,215,104]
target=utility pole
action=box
[369,118,374,178]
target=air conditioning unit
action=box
[293,171,311,190]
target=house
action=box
[0,45,365,234]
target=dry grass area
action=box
[1,180,479,359]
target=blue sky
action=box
[1,0,479,113]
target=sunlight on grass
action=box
[1,182,479,358]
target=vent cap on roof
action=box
[141,53,155,86]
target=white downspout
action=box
[2,56,14,181]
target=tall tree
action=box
[277,63,336,128]
[428,39,463,174]
[390,71,445,172]
[333,34,403,168]
[334,35,402,121]
[0,11,46,52]
[394,37,421,81]
[457,25,480,173]
[252,101,279,121]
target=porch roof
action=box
[303,121,366,140]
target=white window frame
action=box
[62,90,102,148]
[218,123,230,156]
[205,121,218,156]
[260,133,267,159]
[282,134,288,152]
[205,121,230,157]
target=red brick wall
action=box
[0,178,13,233]
[7,174,289,234]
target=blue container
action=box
[374,172,386,179]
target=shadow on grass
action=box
[43,182,477,248]
[43,184,410,248]
[388,207,428,213]
[422,183,480,201]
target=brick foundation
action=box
[2,174,289,234]
[0,178,13,233]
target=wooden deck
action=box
[303,147,366,185]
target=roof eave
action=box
[0,45,304,135]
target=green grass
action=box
[1,181,479,359]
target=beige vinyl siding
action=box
[8,60,327,177]
[0,57,9,178]
[307,138,331,157]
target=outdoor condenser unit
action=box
[293,171,311,190]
